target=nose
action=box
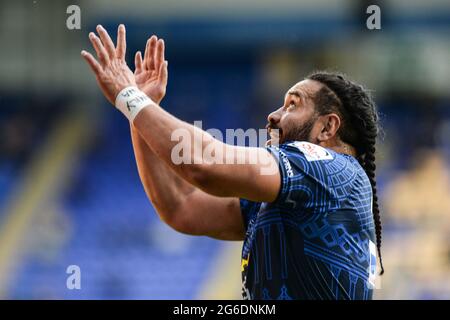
[267,107,283,125]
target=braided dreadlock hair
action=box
[306,71,384,275]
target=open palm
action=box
[134,36,168,104]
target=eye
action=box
[287,102,296,110]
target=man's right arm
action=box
[131,125,245,241]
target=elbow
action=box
[157,207,202,236]
[165,215,192,235]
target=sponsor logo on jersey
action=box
[289,141,334,162]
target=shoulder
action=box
[267,141,336,165]
[281,141,335,162]
[266,141,359,178]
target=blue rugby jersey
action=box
[240,141,377,300]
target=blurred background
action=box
[0,0,449,299]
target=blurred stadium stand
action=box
[0,0,449,299]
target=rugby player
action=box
[81,24,383,300]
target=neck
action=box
[334,142,357,157]
[320,140,357,157]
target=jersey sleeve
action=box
[265,141,334,208]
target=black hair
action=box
[306,71,384,275]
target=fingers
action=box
[87,24,127,66]
[81,50,102,75]
[145,36,157,71]
[134,51,143,73]
[155,39,165,74]
[143,36,165,73]
[89,32,109,66]
[159,60,168,85]
[96,25,116,59]
[116,24,126,60]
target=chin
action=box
[266,137,282,146]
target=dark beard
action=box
[280,115,316,144]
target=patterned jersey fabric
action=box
[240,141,377,300]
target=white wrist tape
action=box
[115,86,153,122]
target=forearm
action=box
[132,103,242,196]
[130,124,196,222]
[132,102,278,202]
[132,103,217,184]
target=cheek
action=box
[309,122,323,139]
[279,113,288,128]
[280,112,298,128]
[281,112,304,130]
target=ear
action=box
[317,113,341,142]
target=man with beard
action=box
[81,24,383,300]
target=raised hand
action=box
[81,24,136,105]
[134,36,168,104]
